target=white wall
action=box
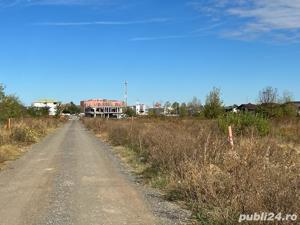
[135,104,148,115]
[32,102,58,116]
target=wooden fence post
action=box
[228,125,234,148]
[7,118,11,130]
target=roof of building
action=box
[225,104,239,110]
[290,101,300,106]
[33,99,60,103]
[238,103,257,110]
[81,99,125,107]
[81,99,122,102]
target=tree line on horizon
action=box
[1,83,298,124]
[141,86,298,119]
[0,84,81,123]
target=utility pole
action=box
[124,81,128,107]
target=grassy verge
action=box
[82,117,300,225]
[0,117,65,168]
[95,133,165,188]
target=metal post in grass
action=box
[228,125,234,148]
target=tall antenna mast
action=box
[124,81,128,107]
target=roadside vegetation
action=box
[0,84,65,167]
[82,87,299,225]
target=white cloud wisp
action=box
[190,0,300,42]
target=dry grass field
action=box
[0,118,64,166]
[82,117,300,224]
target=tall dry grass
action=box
[0,118,64,164]
[82,117,300,224]
[270,118,300,144]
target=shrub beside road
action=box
[0,118,64,166]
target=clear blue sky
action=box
[1,0,300,106]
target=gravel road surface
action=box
[0,121,161,225]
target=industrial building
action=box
[32,99,60,116]
[80,99,125,119]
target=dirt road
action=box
[0,121,157,225]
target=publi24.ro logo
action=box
[238,212,298,223]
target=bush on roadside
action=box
[0,118,65,168]
[0,84,26,123]
[0,145,22,163]
[218,113,270,136]
[0,118,64,149]
[11,126,39,143]
[0,153,5,164]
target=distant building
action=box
[238,103,257,112]
[164,106,174,116]
[132,103,149,116]
[32,99,60,116]
[148,102,164,116]
[80,99,125,119]
[154,102,162,108]
[225,104,239,113]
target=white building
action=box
[132,103,149,116]
[32,99,60,116]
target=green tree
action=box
[63,102,81,114]
[0,95,25,122]
[280,90,293,103]
[257,87,297,118]
[172,102,180,115]
[187,97,202,116]
[258,86,278,104]
[69,102,81,114]
[55,103,63,117]
[0,84,5,100]
[27,106,49,117]
[124,107,136,117]
[164,101,172,115]
[148,109,157,117]
[0,84,26,122]
[179,103,188,117]
[203,87,224,119]
[281,103,298,117]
